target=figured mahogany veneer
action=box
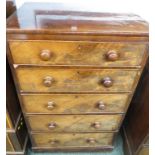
[9,41,146,67]
[6,2,148,152]
[21,94,129,114]
[15,67,139,93]
[31,132,114,148]
[26,114,122,132]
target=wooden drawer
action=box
[21,94,129,114]
[26,115,122,132]
[31,132,114,148]
[16,67,138,93]
[9,41,146,67]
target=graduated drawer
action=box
[16,67,139,93]
[26,115,122,132]
[21,94,129,114]
[31,132,114,148]
[9,41,146,67]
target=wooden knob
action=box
[87,138,96,144]
[102,77,113,87]
[48,122,57,129]
[92,122,101,129]
[106,50,118,61]
[47,101,55,110]
[40,49,51,61]
[49,139,59,145]
[43,76,54,87]
[97,101,105,110]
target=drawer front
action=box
[9,41,146,67]
[26,115,122,132]
[22,94,129,114]
[16,67,138,93]
[32,132,114,148]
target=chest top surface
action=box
[7,2,148,36]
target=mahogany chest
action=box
[7,2,149,152]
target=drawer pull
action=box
[48,122,57,129]
[87,138,96,144]
[101,77,113,87]
[47,101,55,110]
[106,50,118,61]
[43,76,54,87]
[97,101,105,110]
[40,49,51,61]
[49,139,59,145]
[92,122,101,129]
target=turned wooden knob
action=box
[43,76,54,87]
[40,49,51,61]
[97,101,105,110]
[92,122,101,129]
[101,77,113,87]
[106,50,118,61]
[49,139,59,144]
[87,138,96,144]
[48,122,57,129]
[47,101,55,110]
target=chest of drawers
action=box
[7,3,148,152]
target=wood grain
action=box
[6,111,13,129]
[31,132,114,148]
[6,3,149,152]
[21,94,129,114]
[26,114,122,132]
[16,67,139,93]
[138,147,149,155]
[9,41,146,67]
[6,134,15,152]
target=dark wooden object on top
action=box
[6,0,16,18]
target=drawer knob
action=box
[92,122,101,129]
[87,138,96,144]
[40,49,51,61]
[47,101,55,110]
[43,76,54,87]
[48,122,57,129]
[106,50,118,61]
[97,101,105,110]
[102,77,113,87]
